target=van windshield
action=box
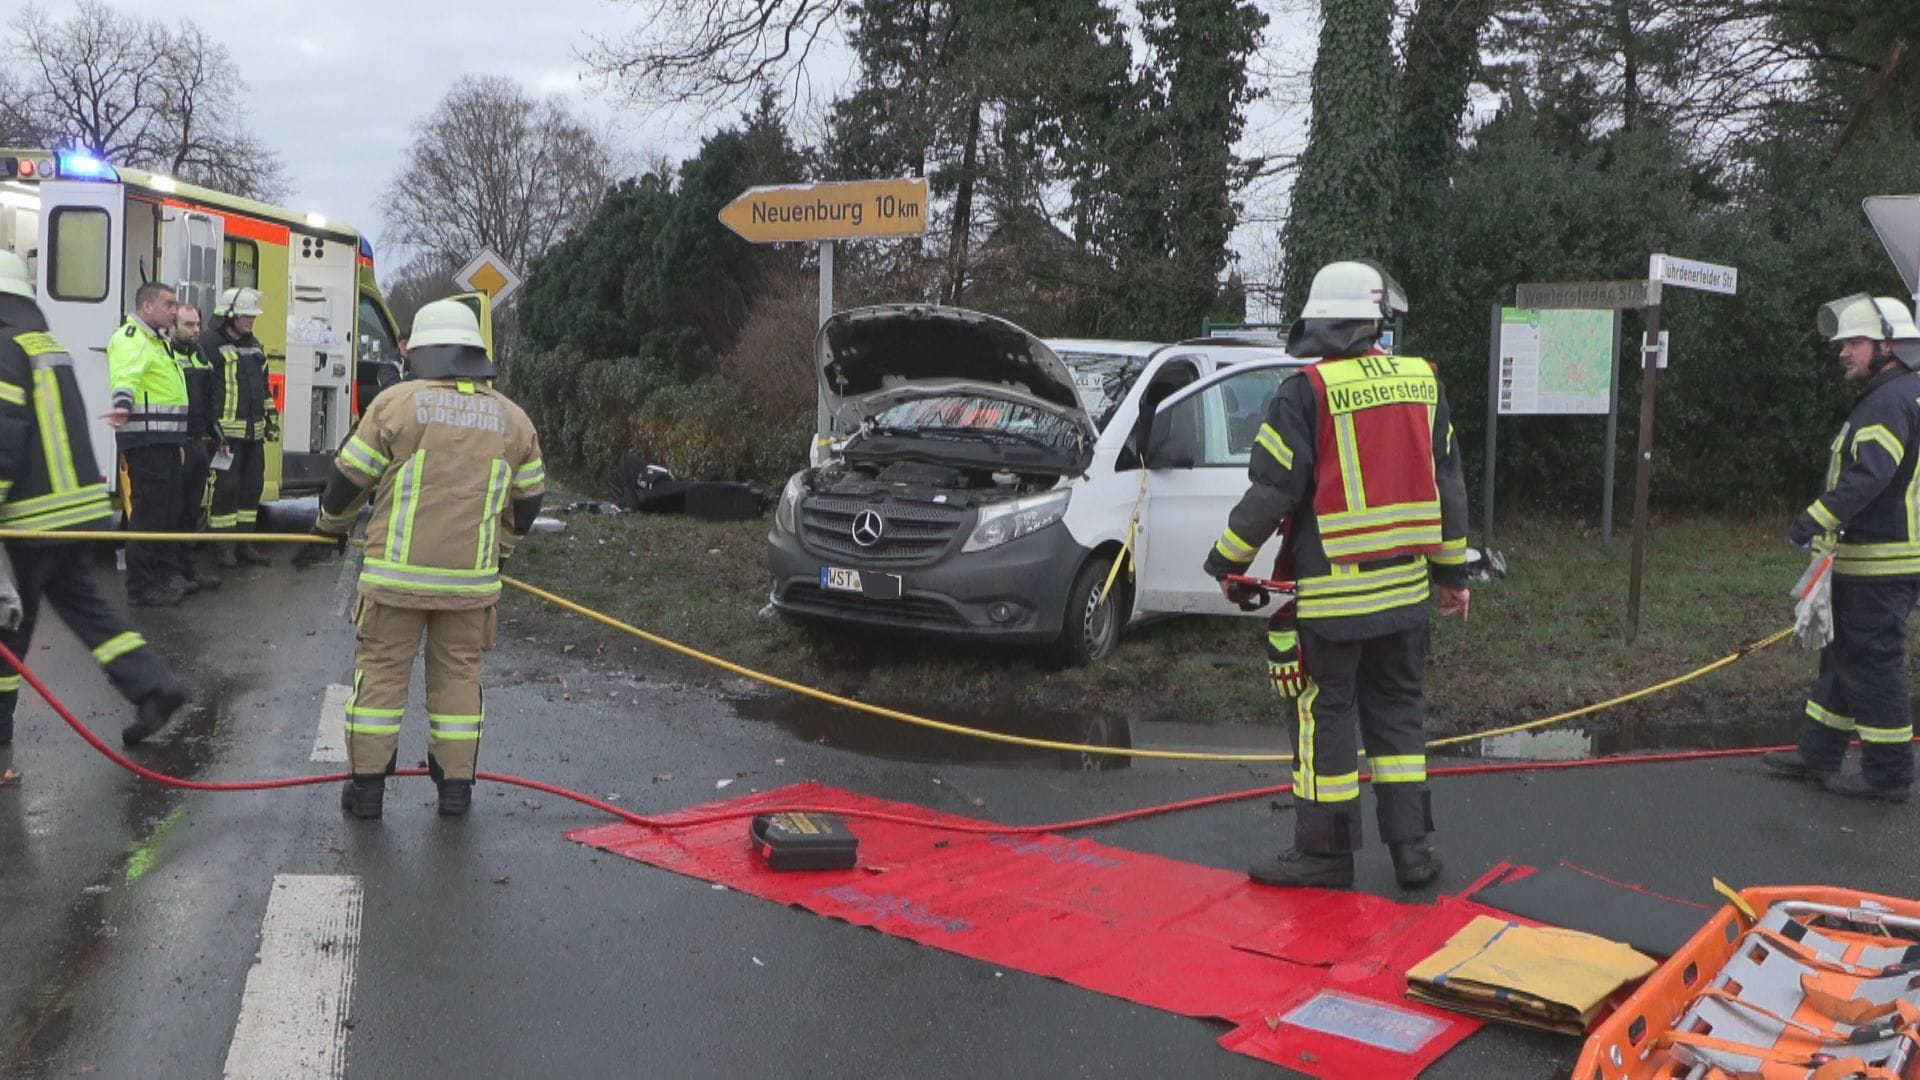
[1057,351,1150,432]
[870,395,1081,450]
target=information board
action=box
[1496,308,1614,415]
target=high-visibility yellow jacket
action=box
[321,377,545,610]
[0,296,114,535]
[105,315,189,449]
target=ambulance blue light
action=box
[56,152,117,181]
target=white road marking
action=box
[311,684,350,763]
[223,874,363,1080]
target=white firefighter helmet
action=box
[1875,296,1920,370]
[1819,293,1894,342]
[1298,259,1409,322]
[407,298,495,379]
[0,251,33,299]
[217,287,264,318]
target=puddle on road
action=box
[732,695,1134,771]
[0,673,248,1072]
[1456,709,1800,762]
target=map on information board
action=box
[1497,308,1614,415]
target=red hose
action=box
[0,641,1824,836]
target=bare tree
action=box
[2,1,286,199]
[380,76,614,291]
[583,0,847,110]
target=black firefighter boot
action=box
[428,755,473,817]
[1389,840,1444,888]
[1248,850,1356,888]
[1251,801,1361,888]
[122,684,189,746]
[215,542,241,570]
[236,542,272,567]
[340,776,386,819]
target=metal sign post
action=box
[1624,253,1738,643]
[1624,274,1663,644]
[817,239,835,436]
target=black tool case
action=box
[749,812,860,871]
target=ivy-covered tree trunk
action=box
[1278,0,1399,316]
[1399,0,1496,187]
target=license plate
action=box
[819,566,902,600]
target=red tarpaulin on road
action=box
[570,783,1499,1078]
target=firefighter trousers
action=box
[209,439,265,532]
[1287,622,1434,856]
[344,600,496,781]
[1800,576,1919,790]
[0,542,179,731]
[173,440,213,579]
[121,443,185,594]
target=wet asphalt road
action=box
[2,552,1918,1079]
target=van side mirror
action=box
[1144,413,1195,470]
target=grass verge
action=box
[503,506,1833,738]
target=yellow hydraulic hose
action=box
[10,528,1794,764]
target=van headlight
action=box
[963,489,1070,552]
[775,474,805,533]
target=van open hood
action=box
[817,306,1097,464]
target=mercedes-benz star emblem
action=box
[851,510,886,547]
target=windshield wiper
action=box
[909,425,1067,451]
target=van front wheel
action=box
[1056,554,1123,666]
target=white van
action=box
[766,305,1305,663]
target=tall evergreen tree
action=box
[1278,0,1399,316]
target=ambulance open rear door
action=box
[34,179,125,487]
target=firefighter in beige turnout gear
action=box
[304,299,544,819]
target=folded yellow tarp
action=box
[1406,915,1656,1036]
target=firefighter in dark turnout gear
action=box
[1203,260,1471,890]
[168,304,221,593]
[106,282,192,606]
[0,253,188,748]
[1764,294,1920,802]
[201,287,278,569]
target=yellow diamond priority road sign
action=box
[453,249,523,305]
[720,178,929,244]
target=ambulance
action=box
[0,148,404,498]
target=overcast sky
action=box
[30,0,1312,312]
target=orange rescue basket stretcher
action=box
[1577,886,1920,1080]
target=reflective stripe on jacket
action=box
[1303,355,1444,563]
[1204,354,1470,634]
[1805,366,1920,579]
[105,316,189,448]
[0,296,114,536]
[331,378,544,611]
[200,317,278,441]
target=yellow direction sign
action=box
[453,249,523,305]
[720,178,929,244]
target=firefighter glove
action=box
[292,527,346,569]
[263,413,281,443]
[1787,511,1819,550]
[1266,609,1307,697]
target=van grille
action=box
[799,497,966,566]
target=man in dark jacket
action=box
[1766,294,1920,802]
[201,288,279,569]
[0,252,188,747]
[168,304,221,594]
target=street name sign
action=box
[453,249,523,305]
[720,178,929,244]
[1514,280,1648,310]
[1649,254,1737,295]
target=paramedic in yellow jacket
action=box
[302,298,544,820]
